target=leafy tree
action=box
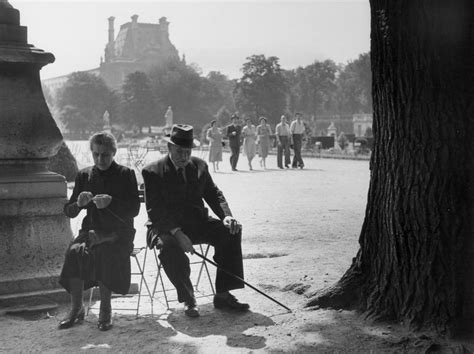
[234,55,288,125]
[58,105,87,135]
[206,71,236,111]
[336,53,372,114]
[215,106,232,127]
[308,0,472,334]
[197,76,225,119]
[56,72,114,133]
[149,61,204,127]
[288,60,338,116]
[119,71,156,131]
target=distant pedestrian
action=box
[290,112,305,169]
[206,120,223,172]
[275,115,291,169]
[226,114,242,171]
[256,117,272,169]
[242,118,257,170]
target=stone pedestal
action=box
[0,1,73,305]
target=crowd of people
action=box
[206,113,306,172]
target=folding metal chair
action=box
[149,244,215,309]
[86,247,153,317]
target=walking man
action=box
[226,114,242,171]
[275,115,291,169]
[290,112,306,168]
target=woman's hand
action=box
[77,191,94,207]
[92,194,112,209]
[70,242,88,255]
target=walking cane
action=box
[193,250,292,313]
[103,207,292,313]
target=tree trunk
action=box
[307,0,473,334]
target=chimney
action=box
[159,16,169,41]
[107,16,115,44]
[131,14,138,24]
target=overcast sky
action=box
[14,0,370,80]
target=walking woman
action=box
[206,120,223,172]
[242,118,257,170]
[256,116,272,169]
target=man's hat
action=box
[163,124,200,148]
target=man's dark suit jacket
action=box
[142,155,232,237]
[226,124,242,148]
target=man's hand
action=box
[92,194,112,209]
[175,230,194,254]
[223,216,242,235]
[70,242,88,255]
[77,191,93,207]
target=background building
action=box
[43,14,180,94]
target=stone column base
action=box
[0,165,73,304]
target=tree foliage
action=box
[234,55,288,125]
[148,61,209,129]
[56,72,114,133]
[119,71,156,131]
[51,53,372,136]
[287,59,339,116]
[336,53,372,114]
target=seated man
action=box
[59,132,140,331]
[142,124,249,317]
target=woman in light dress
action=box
[206,120,223,172]
[256,116,272,169]
[242,118,257,170]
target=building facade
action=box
[352,113,373,137]
[43,14,180,93]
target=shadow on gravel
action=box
[244,252,288,259]
[167,303,274,350]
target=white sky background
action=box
[13,0,370,80]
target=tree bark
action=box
[307,0,473,334]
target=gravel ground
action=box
[2,144,471,352]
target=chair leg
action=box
[135,247,154,317]
[195,244,215,295]
[87,286,94,316]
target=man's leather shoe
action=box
[184,302,200,318]
[97,319,113,331]
[213,293,249,312]
[58,307,85,329]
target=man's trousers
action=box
[277,136,291,168]
[229,145,240,170]
[156,218,244,304]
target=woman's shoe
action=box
[97,319,113,331]
[97,309,112,331]
[58,307,85,329]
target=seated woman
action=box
[58,132,140,331]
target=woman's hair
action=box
[89,132,117,153]
[259,116,267,123]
